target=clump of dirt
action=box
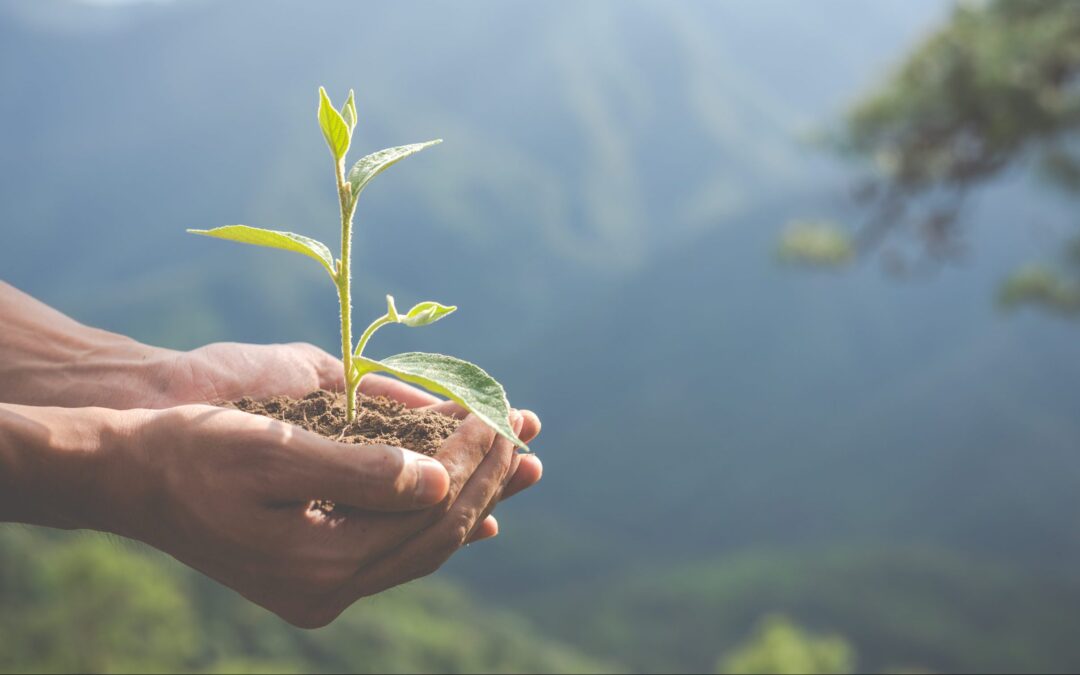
[227,389,460,456]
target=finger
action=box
[466,516,498,544]
[320,414,502,562]
[420,400,468,419]
[347,417,522,598]
[467,452,521,532]
[517,410,541,445]
[411,422,520,555]
[288,342,346,392]
[359,374,441,407]
[436,415,499,501]
[266,427,450,511]
[417,407,539,447]
[417,406,541,450]
[501,454,543,501]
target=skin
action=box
[0,281,542,627]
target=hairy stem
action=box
[335,159,358,422]
[353,314,394,361]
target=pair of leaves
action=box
[186,141,441,282]
[355,352,529,450]
[318,86,355,160]
[318,86,441,190]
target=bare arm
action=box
[0,280,446,409]
[0,282,178,408]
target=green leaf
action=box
[187,225,336,279]
[318,86,351,160]
[400,301,457,327]
[347,140,442,199]
[355,352,528,450]
[340,89,357,133]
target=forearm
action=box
[0,403,140,531]
[0,281,178,408]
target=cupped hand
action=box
[157,340,468,407]
[160,340,545,522]
[116,402,539,628]
[151,341,344,406]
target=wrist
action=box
[0,403,149,535]
[0,282,181,408]
[52,334,179,410]
[0,322,178,409]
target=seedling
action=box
[189,87,526,449]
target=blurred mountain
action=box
[0,0,947,348]
[3,1,1080,673]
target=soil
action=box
[226,389,460,457]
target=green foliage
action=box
[318,86,352,161]
[835,1,1080,311]
[529,547,1080,673]
[776,220,854,268]
[400,300,457,327]
[998,264,1080,316]
[839,0,1080,278]
[0,529,610,674]
[187,225,337,279]
[844,1,1080,192]
[347,141,442,200]
[356,352,527,450]
[0,530,198,674]
[188,87,522,443]
[340,89,358,135]
[718,615,855,675]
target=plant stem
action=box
[353,314,393,361]
[335,159,358,422]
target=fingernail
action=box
[414,457,448,505]
[510,411,523,433]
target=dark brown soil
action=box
[226,389,460,456]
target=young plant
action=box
[188,87,527,449]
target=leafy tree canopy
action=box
[717,615,855,675]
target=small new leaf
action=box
[355,352,528,450]
[401,301,456,327]
[318,87,351,160]
[341,89,357,133]
[347,140,442,199]
[187,225,336,279]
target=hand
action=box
[0,281,423,410]
[158,340,443,408]
[0,281,519,423]
[159,341,545,541]
[116,404,537,627]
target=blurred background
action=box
[2,0,1080,672]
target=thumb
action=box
[273,434,450,511]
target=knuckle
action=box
[367,445,409,490]
[440,511,474,552]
